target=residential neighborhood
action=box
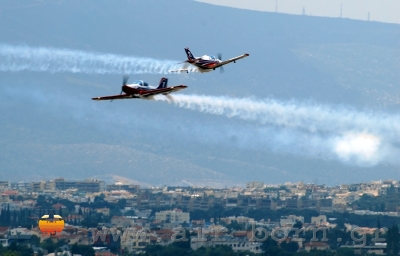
[0,178,399,255]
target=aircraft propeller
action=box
[121,75,129,94]
[123,75,129,86]
[217,53,224,73]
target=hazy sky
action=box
[196,0,400,24]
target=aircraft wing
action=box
[92,86,187,101]
[92,94,135,101]
[140,85,187,97]
[169,68,200,73]
[216,53,249,68]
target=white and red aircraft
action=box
[169,47,249,73]
[92,76,187,101]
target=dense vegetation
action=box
[189,205,400,229]
[352,192,400,212]
[0,243,33,256]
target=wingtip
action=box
[176,85,188,89]
[245,53,250,56]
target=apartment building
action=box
[155,209,190,224]
[54,178,105,193]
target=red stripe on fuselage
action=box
[122,85,140,95]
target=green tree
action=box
[263,244,284,256]
[225,220,245,232]
[6,205,10,225]
[94,193,106,202]
[3,242,33,256]
[71,243,95,256]
[335,247,356,256]
[4,252,18,256]
[144,244,164,255]
[293,220,302,229]
[117,198,127,208]
[124,209,136,216]
[261,236,278,252]
[387,225,400,256]
[56,238,68,248]
[280,241,299,253]
[36,195,52,208]
[40,238,56,253]
[30,234,41,246]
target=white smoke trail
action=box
[156,94,400,136]
[155,94,400,166]
[0,44,183,74]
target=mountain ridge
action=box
[0,0,399,186]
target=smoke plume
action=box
[155,94,400,166]
[0,44,182,74]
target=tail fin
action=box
[157,77,168,89]
[185,47,195,60]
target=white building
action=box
[246,181,264,189]
[280,215,304,227]
[311,215,327,226]
[191,236,263,254]
[155,209,190,224]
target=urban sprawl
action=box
[1,178,399,255]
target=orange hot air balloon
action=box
[38,214,65,235]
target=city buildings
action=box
[0,177,399,254]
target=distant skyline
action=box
[196,0,400,24]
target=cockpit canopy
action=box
[134,80,149,87]
[200,55,210,60]
[201,55,218,61]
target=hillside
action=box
[0,0,399,186]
